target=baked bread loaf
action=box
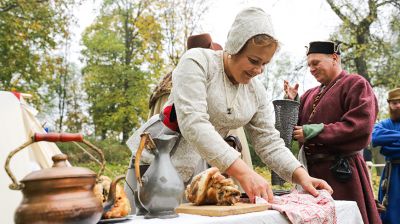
[185,167,241,205]
[94,175,131,219]
[93,175,112,204]
[102,184,131,219]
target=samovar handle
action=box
[4,133,105,190]
[4,137,35,190]
[134,132,156,187]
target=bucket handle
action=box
[4,133,105,190]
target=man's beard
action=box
[389,107,400,122]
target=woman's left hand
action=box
[292,167,333,196]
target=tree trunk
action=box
[101,129,107,140]
[122,126,130,144]
[354,56,370,82]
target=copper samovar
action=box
[4,133,106,224]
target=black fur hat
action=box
[306,41,341,56]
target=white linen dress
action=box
[128,48,301,184]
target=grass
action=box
[370,167,382,197]
[75,162,129,179]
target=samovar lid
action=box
[21,154,96,182]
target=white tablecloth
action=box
[124,200,363,224]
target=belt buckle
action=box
[305,143,324,151]
[305,143,316,151]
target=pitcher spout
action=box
[152,134,180,154]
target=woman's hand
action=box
[284,80,299,100]
[292,167,333,196]
[238,170,274,203]
[225,159,274,203]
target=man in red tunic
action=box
[284,41,381,224]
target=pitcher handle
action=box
[134,132,155,187]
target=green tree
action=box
[0,0,77,110]
[52,62,88,133]
[326,0,400,87]
[379,13,400,88]
[82,0,163,142]
[260,52,308,100]
[52,56,69,132]
[157,0,211,67]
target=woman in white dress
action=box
[128,7,332,204]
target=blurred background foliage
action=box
[58,138,131,177]
[1,0,398,140]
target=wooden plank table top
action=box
[175,202,270,217]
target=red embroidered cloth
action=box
[271,190,336,224]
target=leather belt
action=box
[388,159,400,164]
[304,143,325,151]
[224,135,243,153]
[306,151,360,164]
[381,158,400,207]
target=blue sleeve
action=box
[372,121,400,147]
[381,142,400,157]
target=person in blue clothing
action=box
[372,87,400,224]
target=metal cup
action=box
[271,99,300,186]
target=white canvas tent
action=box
[0,91,64,224]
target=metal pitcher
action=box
[134,132,184,219]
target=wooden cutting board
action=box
[176,202,270,217]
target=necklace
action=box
[222,53,241,114]
[308,77,342,122]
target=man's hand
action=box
[284,80,299,100]
[293,126,305,143]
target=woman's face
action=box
[227,41,277,84]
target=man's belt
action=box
[304,143,322,150]
[381,158,400,207]
[388,158,400,164]
[305,151,360,164]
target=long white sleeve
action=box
[244,82,301,182]
[171,49,240,172]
